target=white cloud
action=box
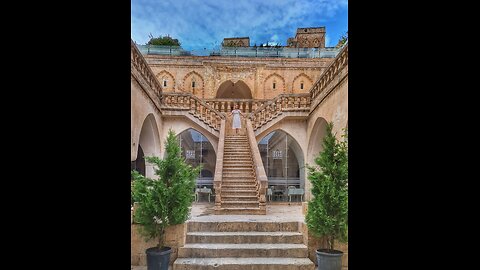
[131,0,348,49]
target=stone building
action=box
[131,27,348,268]
[222,37,250,47]
[286,27,326,48]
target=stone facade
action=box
[287,27,326,48]
[145,55,333,100]
[131,40,348,269]
[223,37,250,47]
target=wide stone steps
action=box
[174,257,314,270]
[186,231,304,244]
[178,243,308,258]
[186,221,299,232]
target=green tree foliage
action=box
[131,129,200,248]
[305,122,348,251]
[147,34,181,46]
[336,31,348,48]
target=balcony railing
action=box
[136,44,340,59]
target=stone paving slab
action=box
[189,202,304,223]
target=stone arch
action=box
[156,70,175,92]
[258,129,305,190]
[176,128,217,187]
[138,113,161,178]
[307,117,328,166]
[216,80,252,99]
[183,71,204,98]
[263,73,285,99]
[292,73,313,93]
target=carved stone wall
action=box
[146,55,333,100]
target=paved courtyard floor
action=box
[189,202,304,222]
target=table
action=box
[287,188,304,202]
[195,187,212,202]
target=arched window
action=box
[258,130,304,201]
[177,129,216,188]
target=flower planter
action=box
[316,249,343,270]
[146,246,172,270]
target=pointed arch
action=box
[176,128,217,187]
[216,80,252,99]
[183,71,205,98]
[292,73,313,93]
[263,73,285,99]
[258,129,305,191]
[156,70,175,92]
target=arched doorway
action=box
[131,145,145,177]
[177,129,217,188]
[137,114,161,178]
[258,130,305,201]
[305,117,328,201]
[216,80,252,99]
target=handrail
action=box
[203,98,269,113]
[213,119,226,210]
[309,43,348,102]
[246,119,267,212]
[248,93,311,130]
[131,40,163,101]
[161,92,225,131]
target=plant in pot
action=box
[305,122,348,270]
[131,129,200,270]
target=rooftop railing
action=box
[136,44,340,58]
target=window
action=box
[300,83,304,90]
[192,81,195,88]
[273,82,276,89]
[163,80,167,87]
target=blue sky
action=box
[131,0,348,50]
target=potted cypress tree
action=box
[305,122,348,270]
[131,129,200,270]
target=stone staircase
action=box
[216,134,264,215]
[173,220,315,270]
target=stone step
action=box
[222,174,254,178]
[187,221,299,232]
[221,185,257,190]
[221,195,259,201]
[178,243,308,258]
[221,181,256,185]
[186,231,304,244]
[221,176,256,180]
[221,201,260,208]
[214,207,266,215]
[222,164,253,167]
[221,189,257,194]
[173,257,315,270]
[222,169,253,172]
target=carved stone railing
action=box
[246,119,267,212]
[248,93,311,130]
[161,92,226,131]
[131,40,163,103]
[203,99,268,113]
[213,120,226,211]
[310,43,348,105]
